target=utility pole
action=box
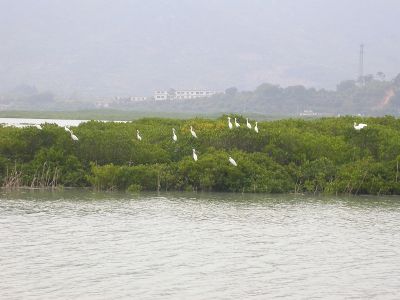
[358,44,364,86]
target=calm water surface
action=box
[0,117,87,127]
[0,117,127,128]
[1,190,400,299]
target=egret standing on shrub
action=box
[227,117,233,129]
[354,122,367,130]
[172,128,178,142]
[136,129,142,141]
[234,118,240,128]
[229,156,237,166]
[190,126,197,138]
[246,118,252,129]
[70,130,79,141]
[254,122,259,133]
[192,149,198,161]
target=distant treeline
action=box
[1,73,400,116]
[1,116,400,195]
[120,73,400,116]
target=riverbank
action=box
[0,115,399,195]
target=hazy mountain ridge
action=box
[1,0,399,97]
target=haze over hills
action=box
[1,73,400,117]
[1,0,400,101]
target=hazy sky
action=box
[0,0,399,97]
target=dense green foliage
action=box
[1,115,400,195]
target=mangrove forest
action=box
[1,115,400,195]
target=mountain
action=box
[0,0,399,97]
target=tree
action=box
[376,71,386,81]
[393,73,400,87]
[336,80,356,92]
[225,87,238,96]
[363,74,374,84]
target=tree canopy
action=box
[1,115,400,195]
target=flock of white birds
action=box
[227,116,259,133]
[30,118,368,167]
[135,117,259,166]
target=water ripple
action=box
[1,191,400,299]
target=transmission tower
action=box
[358,44,364,85]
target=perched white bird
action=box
[228,156,237,166]
[64,126,71,133]
[35,124,42,130]
[246,118,252,129]
[136,129,142,141]
[190,126,198,138]
[192,148,198,161]
[354,122,367,130]
[70,130,79,141]
[227,117,233,129]
[234,118,240,128]
[172,128,178,142]
[254,121,259,133]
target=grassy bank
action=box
[0,115,399,195]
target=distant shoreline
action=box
[0,109,324,122]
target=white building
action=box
[174,89,217,99]
[299,110,318,116]
[154,91,169,101]
[113,96,148,104]
[129,96,147,102]
[154,89,218,101]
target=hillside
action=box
[2,74,400,117]
[110,74,400,116]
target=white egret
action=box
[228,156,237,166]
[234,118,240,128]
[254,121,259,133]
[190,126,198,138]
[70,130,79,141]
[192,149,198,161]
[246,118,252,129]
[35,124,42,130]
[136,129,142,141]
[354,122,367,130]
[172,128,177,142]
[64,126,71,133]
[227,117,233,129]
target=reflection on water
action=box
[0,117,87,128]
[0,117,127,128]
[1,190,400,299]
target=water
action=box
[0,117,88,128]
[1,190,400,299]
[0,117,127,128]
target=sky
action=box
[0,0,399,98]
